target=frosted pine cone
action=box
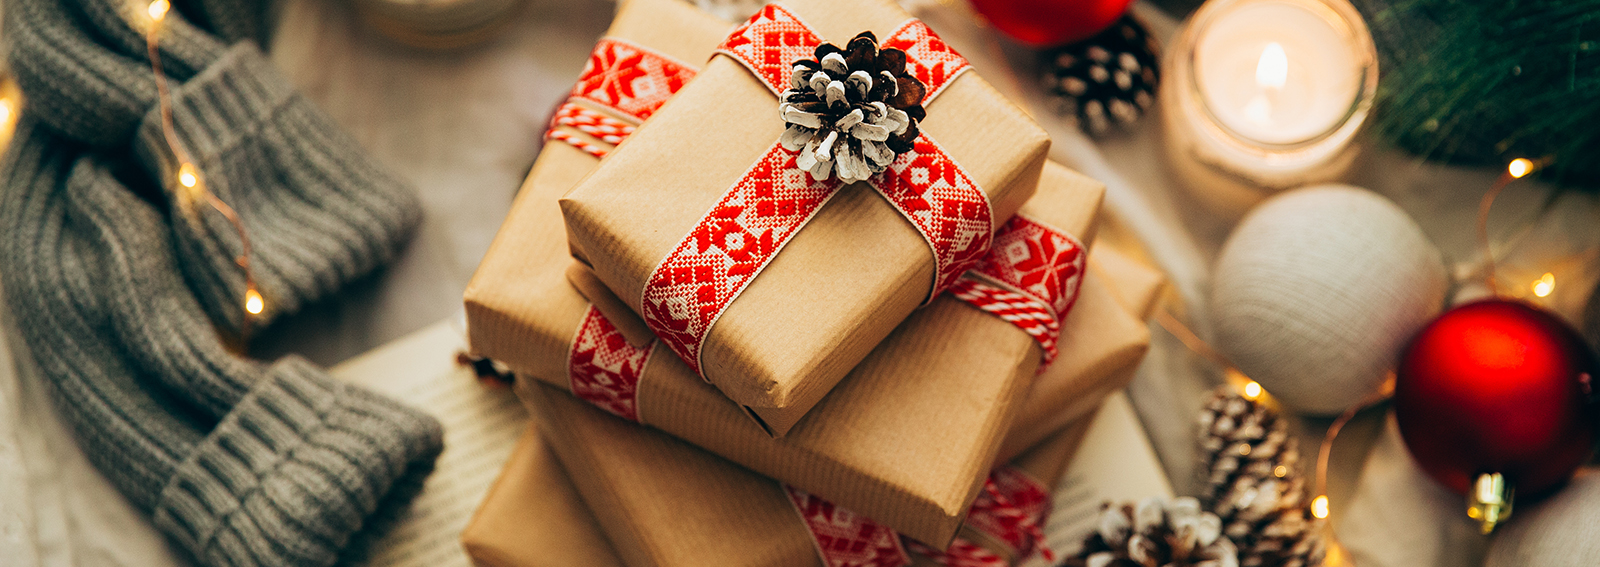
[779,32,926,183]
[1062,497,1239,567]
[1196,387,1327,567]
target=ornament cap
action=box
[1466,472,1514,534]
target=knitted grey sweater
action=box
[1,0,444,565]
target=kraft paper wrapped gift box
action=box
[558,0,1051,422]
[525,380,1095,567]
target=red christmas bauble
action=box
[968,0,1135,47]
[1396,299,1598,498]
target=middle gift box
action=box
[559,0,1052,417]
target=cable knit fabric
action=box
[0,0,442,565]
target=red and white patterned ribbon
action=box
[556,103,635,143]
[642,4,991,375]
[568,306,657,422]
[964,467,1056,563]
[786,486,913,567]
[786,465,1056,567]
[948,214,1085,366]
[545,37,699,158]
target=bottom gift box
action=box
[462,397,1097,567]
[460,422,624,567]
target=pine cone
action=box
[1061,497,1239,567]
[1039,15,1160,137]
[779,32,927,183]
[1196,387,1327,567]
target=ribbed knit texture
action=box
[2,118,444,566]
[134,42,422,331]
[0,0,444,565]
[9,0,420,333]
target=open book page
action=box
[1021,391,1176,567]
[331,318,530,567]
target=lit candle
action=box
[1160,0,1377,217]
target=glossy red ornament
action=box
[1396,299,1598,500]
[967,0,1135,47]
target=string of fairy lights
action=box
[145,0,264,339]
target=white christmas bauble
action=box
[1210,184,1447,415]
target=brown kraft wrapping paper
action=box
[558,0,1051,417]
[526,381,1096,567]
[460,423,624,567]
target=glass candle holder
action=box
[1160,0,1378,218]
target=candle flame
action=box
[1532,272,1554,297]
[1256,42,1288,89]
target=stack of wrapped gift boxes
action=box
[460,0,1164,564]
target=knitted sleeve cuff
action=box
[152,356,443,567]
[136,42,295,178]
[133,41,421,332]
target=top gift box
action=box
[560,0,1050,414]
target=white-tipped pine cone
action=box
[778,31,927,183]
[1063,497,1239,567]
[1197,387,1327,567]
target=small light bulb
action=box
[1508,158,1533,179]
[244,288,264,315]
[1532,272,1554,298]
[1311,495,1330,519]
[0,98,13,125]
[178,162,199,189]
[1274,465,1288,477]
[1243,380,1262,400]
[148,0,170,21]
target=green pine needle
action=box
[1356,0,1600,189]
